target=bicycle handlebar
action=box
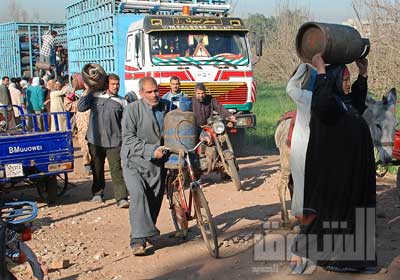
[163,140,204,155]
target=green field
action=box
[245,85,294,150]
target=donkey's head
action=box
[363,88,397,164]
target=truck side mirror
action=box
[256,37,263,57]
[135,33,142,68]
[135,33,140,57]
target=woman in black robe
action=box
[292,54,377,273]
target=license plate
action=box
[5,163,24,178]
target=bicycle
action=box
[164,141,219,258]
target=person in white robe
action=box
[287,63,316,217]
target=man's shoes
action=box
[117,199,129,208]
[131,241,147,256]
[91,195,104,203]
[145,238,154,249]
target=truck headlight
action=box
[235,116,255,128]
[212,121,225,134]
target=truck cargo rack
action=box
[117,0,230,16]
[0,22,66,78]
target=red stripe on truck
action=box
[125,71,190,81]
[219,71,253,80]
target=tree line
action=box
[246,0,400,96]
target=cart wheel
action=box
[37,173,68,204]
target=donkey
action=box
[275,88,397,226]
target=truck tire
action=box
[229,128,245,157]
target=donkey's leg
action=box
[278,143,291,227]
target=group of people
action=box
[0,75,70,132]
[77,74,234,256]
[287,54,378,273]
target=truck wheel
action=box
[37,174,68,204]
[229,128,245,156]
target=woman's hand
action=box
[356,58,368,77]
[311,54,326,74]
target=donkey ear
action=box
[386,88,397,105]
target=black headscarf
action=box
[326,64,353,109]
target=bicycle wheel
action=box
[166,174,188,239]
[192,185,219,258]
[227,158,241,191]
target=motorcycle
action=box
[197,115,244,191]
[0,200,44,280]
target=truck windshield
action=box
[149,31,248,66]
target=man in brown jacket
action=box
[191,82,235,129]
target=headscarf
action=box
[31,77,40,87]
[326,64,353,108]
[20,80,28,88]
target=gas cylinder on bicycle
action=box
[164,109,197,169]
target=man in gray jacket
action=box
[121,77,170,256]
[77,74,129,208]
[0,76,12,127]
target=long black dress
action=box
[293,65,377,270]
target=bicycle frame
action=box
[164,141,219,257]
[166,142,202,220]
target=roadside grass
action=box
[245,84,294,150]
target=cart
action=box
[0,105,74,204]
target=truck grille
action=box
[159,82,248,104]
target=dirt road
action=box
[8,144,400,279]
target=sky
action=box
[0,0,355,24]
